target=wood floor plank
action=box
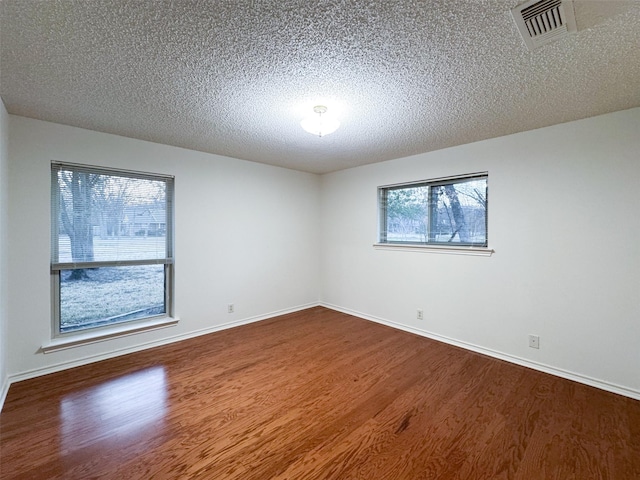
[1,307,639,479]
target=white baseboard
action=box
[4,301,636,414]
[3,302,320,404]
[0,375,9,413]
[321,302,640,402]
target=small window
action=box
[51,163,174,335]
[379,173,487,246]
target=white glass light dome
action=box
[300,105,340,137]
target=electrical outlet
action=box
[528,334,540,349]
[417,309,424,320]
[228,304,234,314]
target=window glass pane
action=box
[385,186,429,242]
[54,169,168,264]
[380,175,487,246]
[59,265,165,333]
[431,178,487,244]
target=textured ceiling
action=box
[1,1,639,174]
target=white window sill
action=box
[41,316,180,353]
[373,243,494,256]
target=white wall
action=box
[4,108,640,402]
[320,107,640,398]
[0,101,9,404]
[6,116,320,378]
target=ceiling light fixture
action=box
[300,105,340,137]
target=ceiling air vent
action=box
[511,0,577,50]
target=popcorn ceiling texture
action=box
[0,0,639,174]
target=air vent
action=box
[511,0,577,50]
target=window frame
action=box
[50,162,175,338]
[378,172,489,248]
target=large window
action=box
[51,163,174,335]
[379,173,488,246]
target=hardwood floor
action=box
[1,307,639,479]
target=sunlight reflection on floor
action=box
[59,366,168,454]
